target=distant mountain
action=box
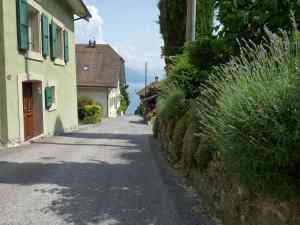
[125,68,145,114]
[125,67,165,114]
[126,67,159,84]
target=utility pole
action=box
[144,62,148,98]
[186,0,197,41]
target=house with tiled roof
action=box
[136,77,161,119]
[76,42,126,118]
[0,0,91,146]
[137,76,161,99]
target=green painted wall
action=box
[2,0,79,144]
[0,0,8,145]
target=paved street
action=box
[0,116,209,225]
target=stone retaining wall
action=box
[156,120,300,225]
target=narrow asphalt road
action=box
[0,116,210,225]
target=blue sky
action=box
[75,0,165,113]
[75,0,165,75]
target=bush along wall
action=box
[117,86,130,115]
[201,30,300,200]
[78,96,103,124]
[153,29,300,225]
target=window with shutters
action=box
[16,0,69,64]
[45,81,57,111]
[17,0,29,51]
[24,0,43,61]
[51,19,68,66]
[28,5,40,52]
[41,14,49,57]
[56,26,63,60]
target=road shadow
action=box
[129,120,147,125]
[0,133,209,225]
[33,141,133,148]
[58,132,142,140]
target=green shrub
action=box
[185,37,232,72]
[169,115,189,163]
[82,104,102,124]
[78,96,98,108]
[194,133,214,171]
[181,122,200,176]
[78,96,103,124]
[165,38,232,99]
[135,104,145,116]
[118,86,130,115]
[157,87,187,122]
[199,30,300,199]
[166,55,199,98]
[166,120,176,141]
[169,105,198,163]
[153,117,160,138]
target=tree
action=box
[158,0,229,99]
[118,86,130,114]
[197,0,216,38]
[158,0,216,64]
[217,0,300,51]
[158,0,187,58]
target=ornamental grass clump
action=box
[198,29,300,199]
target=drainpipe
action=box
[106,88,109,117]
[144,62,148,98]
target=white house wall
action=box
[108,85,121,118]
[0,108,3,145]
[78,87,109,117]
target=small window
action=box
[82,64,96,72]
[28,5,40,53]
[50,86,56,106]
[45,85,57,111]
[83,65,89,71]
[56,26,64,60]
[90,64,97,72]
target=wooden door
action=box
[23,82,34,140]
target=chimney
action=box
[88,39,96,48]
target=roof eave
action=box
[78,84,118,88]
[67,0,92,22]
[78,0,92,21]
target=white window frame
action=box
[110,97,113,108]
[114,97,117,109]
[52,17,66,66]
[46,80,58,112]
[26,0,43,62]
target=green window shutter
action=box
[41,14,49,57]
[45,87,53,109]
[16,0,29,51]
[50,22,57,59]
[64,30,69,63]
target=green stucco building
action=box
[0,0,91,146]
